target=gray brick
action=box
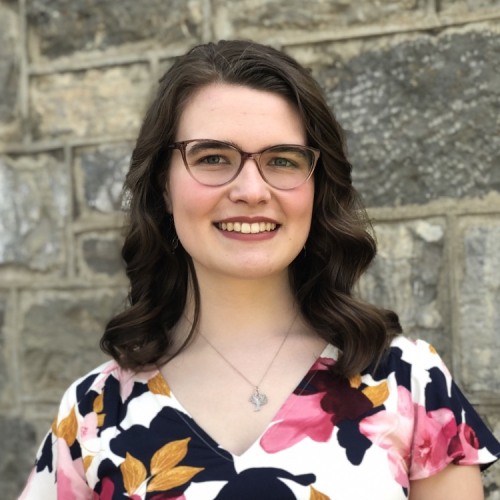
[0,0,21,141]
[30,64,151,139]
[0,293,7,403]
[78,231,124,277]
[75,142,132,214]
[213,0,427,40]
[27,0,204,61]
[20,289,126,401]
[439,0,500,14]
[312,30,500,206]
[359,219,450,361]
[0,416,37,498]
[0,153,69,272]
[458,219,500,395]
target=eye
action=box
[269,157,296,168]
[199,154,227,165]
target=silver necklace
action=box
[200,316,296,412]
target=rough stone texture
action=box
[313,30,500,207]
[30,64,151,139]
[2,4,500,497]
[439,0,500,14]
[457,219,500,395]
[27,0,204,61]
[213,0,426,40]
[0,0,21,141]
[78,231,124,277]
[20,289,126,401]
[0,153,69,272]
[0,416,37,498]
[0,293,8,404]
[74,142,132,214]
[359,219,450,360]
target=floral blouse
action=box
[20,336,500,499]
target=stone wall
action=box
[1,0,499,497]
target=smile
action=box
[217,222,278,234]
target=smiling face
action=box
[165,83,314,283]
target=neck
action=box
[178,270,300,344]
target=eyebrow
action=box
[188,140,237,152]
[191,139,308,154]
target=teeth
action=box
[218,222,277,233]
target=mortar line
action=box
[18,0,30,144]
[445,213,463,386]
[23,11,500,77]
[9,287,22,415]
[202,0,213,43]
[65,143,76,280]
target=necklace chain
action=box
[200,314,296,411]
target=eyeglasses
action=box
[168,139,320,190]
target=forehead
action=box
[175,83,306,146]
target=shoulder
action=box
[389,335,448,368]
[359,336,455,407]
[377,335,452,380]
[56,360,161,419]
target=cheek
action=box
[168,176,217,228]
[294,183,314,223]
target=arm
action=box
[409,464,484,500]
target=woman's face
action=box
[165,83,314,283]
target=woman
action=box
[21,40,499,499]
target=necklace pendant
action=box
[249,387,268,411]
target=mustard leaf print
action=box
[93,392,104,413]
[349,373,362,389]
[150,437,191,475]
[97,413,106,427]
[146,465,204,493]
[148,372,171,396]
[362,381,389,408]
[83,455,93,472]
[310,485,331,499]
[120,452,147,496]
[56,406,78,447]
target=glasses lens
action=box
[181,140,317,189]
[259,146,314,189]
[184,140,240,186]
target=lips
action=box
[217,221,278,234]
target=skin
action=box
[166,83,314,285]
[163,83,323,456]
[409,464,483,499]
[163,82,486,495]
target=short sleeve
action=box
[393,337,500,481]
[19,378,94,500]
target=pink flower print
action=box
[93,362,121,392]
[261,364,374,453]
[411,406,458,479]
[93,477,115,499]
[56,438,93,499]
[359,386,415,488]
[261,392,334,453]
[447,423,480,464]
[92,362,145,403]
[80,412,98,442]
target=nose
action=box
[227,156,271,205]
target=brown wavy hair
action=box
[100,39,402,378]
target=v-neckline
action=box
[156,343,338,458]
